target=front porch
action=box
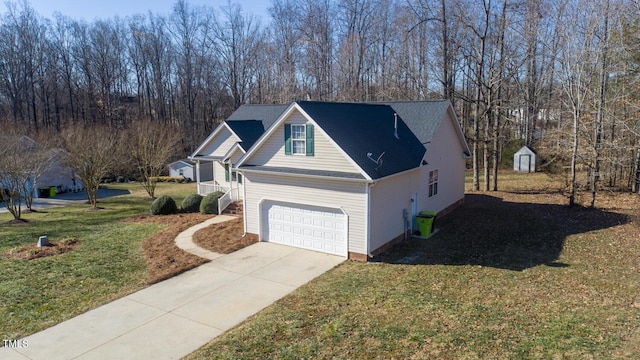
[191,156,244,214]
[192,159,244,197]
[197,181,229,196]
[197,181,241,214]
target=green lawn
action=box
[187,173,640,359]
[0,182,196,340]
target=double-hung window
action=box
[429,169,438,197]
[291,124,306,155]
[284,123,314,156]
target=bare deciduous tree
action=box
[127,119,182,199]
[0,134,51,219]
[60,126,120,209]
[557,0,598,206]
[0,136,28,220]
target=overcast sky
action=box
[0,0,269,21]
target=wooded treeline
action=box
[1,0,640,202]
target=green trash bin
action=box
[416,211,437,237]
[49,186,56,197]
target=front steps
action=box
[222,201,243,216]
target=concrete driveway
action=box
[0,243,345,360]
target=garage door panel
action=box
[262,201,346,256]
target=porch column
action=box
[195,160,201,194]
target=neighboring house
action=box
[510,107,560,141]
[192,101,470,260]
[514,146,536,173]
[168,159,195,180]
[0,136,82,198]
[36,148,83,196]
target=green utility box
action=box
[416,210,437,237]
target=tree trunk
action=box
[569,109,579,207]
[590,0,609,208]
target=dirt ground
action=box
[1,238,81,260]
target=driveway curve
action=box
[1,217,345,360]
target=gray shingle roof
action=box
[227,104,288,130]
[378,100,451,146]
[297,101,426,179]
[225,120,264,151]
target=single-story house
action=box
[36,148,83,196]
[191,101,470,260]
[168,159,195,180]
[0,136,83,198]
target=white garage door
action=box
[261,201,347,256]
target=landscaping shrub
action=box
[150,195,178,215]
[181,194,203,213]
[200,191,224,214]
[149,176,186,183]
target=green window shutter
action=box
[224,163,230,182]
[284,124,292,155]
[305,124,314,156]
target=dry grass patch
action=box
[192,218,258,254]
[1,238,81,260]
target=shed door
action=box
[519,154,531,172]
[261,201,347,256]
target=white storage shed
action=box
[514,146,536,173]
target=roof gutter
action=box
[188,155,223,162]
[237,167,375,184]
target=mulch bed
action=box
[192,218,258,254]
[125,213,257,284]
[125,213,214,284]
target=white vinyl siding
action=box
[227,147,244,165]
[168,163,194,180]
[368,112,466,252]
[420,111,466,212]
[243,173,368,255]
[244,110,360,174]
[199,128,239,157]
[213,162,228,185]
[369,168,423,252]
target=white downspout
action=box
[242,171,247,237]
[366,181,374,259]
